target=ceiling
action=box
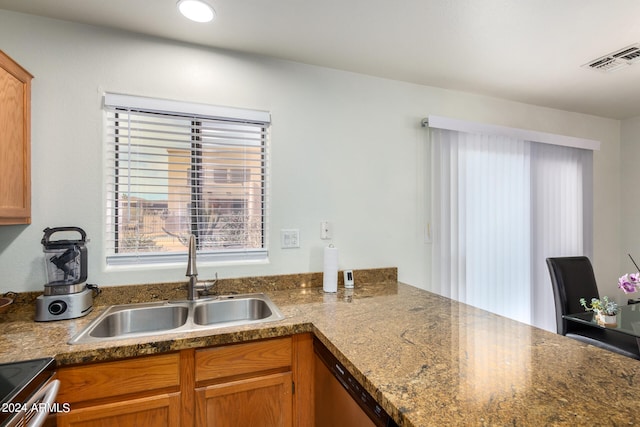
[1,0,640,119]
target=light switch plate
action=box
[281,229,300,248]
[320,221,331,240]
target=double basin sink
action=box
[69,293,284,345]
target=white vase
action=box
[596,312,617,327]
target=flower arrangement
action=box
[620,254,640,294]
[579,296,618,316]
[618,272,640,294]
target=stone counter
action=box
[1,269,639,426]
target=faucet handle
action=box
[196,273,218,297]
[186,234,198,277]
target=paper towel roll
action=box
[323,245,338,293]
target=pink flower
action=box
[619,273,640,294]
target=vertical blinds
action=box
[430,127,592,332]
[104,94,270,265]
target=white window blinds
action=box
[104,93,270,265]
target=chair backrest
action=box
[546,256,600,335]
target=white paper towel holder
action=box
[323,244,338,293]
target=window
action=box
[104,94,270,265]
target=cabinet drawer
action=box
[57,353,180,404]
[196,337,292,383]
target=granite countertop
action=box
[1,269,639,426]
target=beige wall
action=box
[0,10,622,300]
[619,116,640,301]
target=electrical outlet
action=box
[281,229,300,248]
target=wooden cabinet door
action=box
[0,50,32,225]
[195,372,293,427]
[56,392,181,427]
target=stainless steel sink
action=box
[193,296,275,326]
[89,304,189,338]
[68,293,284,345]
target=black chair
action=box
[546,256,640,360]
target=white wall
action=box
[0,10,622,297]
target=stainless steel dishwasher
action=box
[314,338,399,427]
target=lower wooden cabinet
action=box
[196,372,292,427]
[56,393,181,427]
[193,337,293,427]
[54,334,313,427]
[55,352,182,427]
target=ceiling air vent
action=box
[583,43,640,72]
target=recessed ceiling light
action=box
[177,0,215,23]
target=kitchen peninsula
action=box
[0,268,638,426]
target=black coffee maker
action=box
[35,227,95,321]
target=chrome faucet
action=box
[186,235,217,300]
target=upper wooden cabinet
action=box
[0,50,32,225]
